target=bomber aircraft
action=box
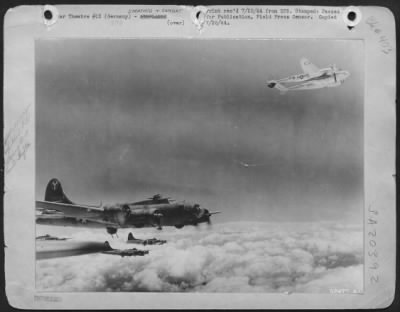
[126,232,167,245]
[101,242,149,257]
[36,234,70,241]
[36,178,221,236]
[267,58,350,93]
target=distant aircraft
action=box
[36,234,70,241]
[126,232,167,245]
[101,242,149,257]
[36,178,221,236]
[267,58,350,94]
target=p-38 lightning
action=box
[36,178,221,236]
[267,58,350,93]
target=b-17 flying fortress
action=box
[127,232,167,245]
[101,241,149,257]
[36,234,71,241]
[36,178,220,258]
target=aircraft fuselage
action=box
[37,202,207,230]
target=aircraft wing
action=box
[300,58,319,75]
[102,250,120,255]
[36,200,105,219]
[287,82,321,91]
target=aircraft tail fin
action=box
[128,232,134,240]
[44,178,74,204]
[104,241,112,250]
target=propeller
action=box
[153,211,163,230]
[201,209,211,225]
[205,213,213,229]
[202,209,221,226]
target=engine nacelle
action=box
[106,227,118,235]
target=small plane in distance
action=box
[36,178,221,236]
[267,58,350,94]
[126,232,167,245]
[36,234,70,241]
[101,242,149,257]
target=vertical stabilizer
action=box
[44,178,74,204]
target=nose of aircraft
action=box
[338,71,350,83]
[202,209,211,224]
[193,207,211,224]
[190,204,220,226]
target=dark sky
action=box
[36,39,363,223]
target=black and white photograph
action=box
[34,38,365,293]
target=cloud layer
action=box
[36,222,363,292]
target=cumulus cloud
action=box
[36,222,363,293]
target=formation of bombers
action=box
[36,178,220,256]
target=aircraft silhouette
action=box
[101,242,149,257]
[126,232,167,245]
[36,178,221,236]
[267,58,350,94]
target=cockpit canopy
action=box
[182,203,201,214]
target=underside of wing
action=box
[102,250,119,255]
[300,58,319,75]
[36,200,104,219]
[288,82,320,91]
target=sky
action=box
[36,39,364,224]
